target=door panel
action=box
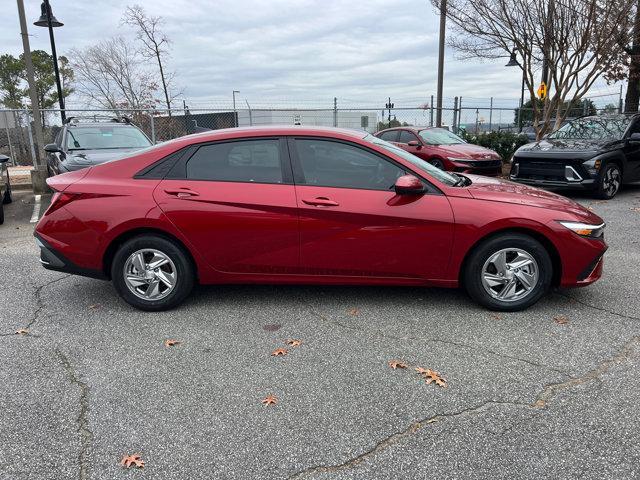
[155,180,299,274]
[296,186,454,279]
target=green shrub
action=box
[461,131,529,162]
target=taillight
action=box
[45,192,80,216]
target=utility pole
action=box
[17,0,48,193]
[436,0,447,127]
[232,90,240,127]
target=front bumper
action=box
[34,233,106,280]
[510,158,597,189]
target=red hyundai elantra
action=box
[35,126,607,312]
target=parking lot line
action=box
[30,195,41,223]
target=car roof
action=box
[378,126,442,133]
[174,125,370,142]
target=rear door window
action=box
[186,139,284,184]
[398,130,418,144]
[378,130,399,142]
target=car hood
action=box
[516,137,617,156]
[463,174,601,221]
[433,143,500,160]
[65,148,141,166]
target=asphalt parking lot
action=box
[1,186,640,479]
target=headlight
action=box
[557,221,605,238]
[447,157,473,163]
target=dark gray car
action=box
[0,154,13,225]
[44,117,152,175]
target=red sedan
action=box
[375,127,503,176]
[35,126,606,312]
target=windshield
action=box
[66,125,151,150]
[418,128,466,145]
[548,117,628,140]
[364,134,459,186]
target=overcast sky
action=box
[0,0,622,110]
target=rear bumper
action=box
[34,232,106,280]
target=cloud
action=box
[0,0,582,110]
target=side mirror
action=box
[407,140,421,149]
[394,175,425,195]
[629,132,640,143]
[44,143,62,153]
[0,154,9,164]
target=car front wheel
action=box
[463,233,553,311]
[595,163,622,199]
[111,235,195,311]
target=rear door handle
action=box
[164,188,200,198]
[302,197,339,207]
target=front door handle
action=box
[302,197,339,207]
[164,188,200,198]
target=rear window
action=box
[66,125,151,150]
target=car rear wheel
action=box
[111,235,195,311]
[595,163,621,200]
[463,233,553,311]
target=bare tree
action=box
[436,0,634,138]
[122,4,177,115]
[69,37,159,112]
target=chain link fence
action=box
[0,94,623,166]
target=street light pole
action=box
[232,90,240,127]
[34,1,65,123]
[435,0,447,127]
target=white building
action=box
[236,109,378,133]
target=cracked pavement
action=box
[0,186,639,479]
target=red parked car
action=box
[35,126,606,312]
[375,127,503,176]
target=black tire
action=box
[111,235,195,311]
[431,158,445,170]
[594,162,622,200]
[463,233,553,312]
[0,201,4,225]
[3,186,12,205]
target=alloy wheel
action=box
[481,248,539,302]
[123,249,177,300]
[602,166,621,197]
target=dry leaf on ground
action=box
[88,304,101,309]
[164,339,181,347]
[286,339,302,347]
[271,348,288,357]
[262,395,277,406]
[422,369,447,388]
[389,360,408,370]
[120,454,145,469]
[348,308,359,315]
[490,313,503,320]
[15,328,29,335]
[554,315,569,325]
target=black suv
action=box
[510,114,640,199]
[44,116,152,175]
[0,154,12,225]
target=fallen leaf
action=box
[348,308,359,316]
[414,367,429,375]
[120,454,145,469]
[286,339,302,347]
[422,369,447,388]
[261,394,277,406]
[271,348,288,357]
[631,207,640,212]
[88,304,101,310]
[389,360,408,370]
[554,315,569,325]
[164,339,181,347]
[490,313,503,320]
[15,328,29,336]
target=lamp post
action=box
[232,90,240,127]
[34,0,65,123]
[505,51,525,133]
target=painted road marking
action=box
[30,194,41,223]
